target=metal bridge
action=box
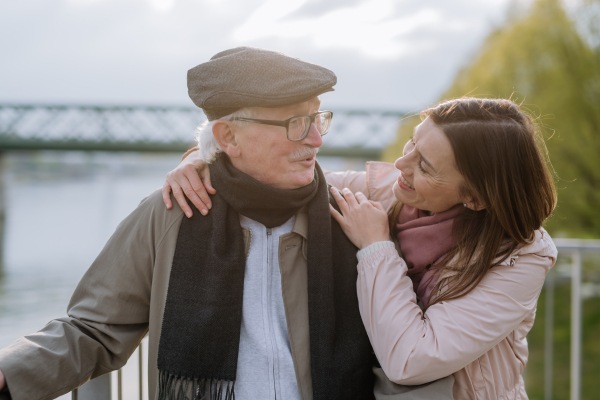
[0,104,407,158]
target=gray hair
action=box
[195,108,257,163]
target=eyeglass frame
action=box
[231,110,334,142]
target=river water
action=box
[0,151,366,399]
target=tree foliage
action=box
[384,0,600,238]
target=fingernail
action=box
[201,209,207,215]
[207,203,212,209]
[186,212,192,218]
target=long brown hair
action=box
[391,98,556,310]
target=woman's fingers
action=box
[329,204,345,226]
[162,149,215,216]
[180,182,210,217]
[200,167,217,195]
[162,181,173,209]
[330,186,350,215]
[170,180,195,218]
[181,165,212,211]
[341,187,359,208]
[355,191,369,205]
[370,200,385,212]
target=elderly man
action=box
[0,47,452,400]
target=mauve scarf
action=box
[395,204,464,306]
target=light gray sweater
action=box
[235,215,301,400]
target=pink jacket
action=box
[325,162,557,400]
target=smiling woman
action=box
[326,97,557,399]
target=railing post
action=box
[544,268,554,400]
[118,369,123,400]
[570,250,582,400]
[0,152,7,271]
[138,343,144,400]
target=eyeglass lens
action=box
[288,112,332,141]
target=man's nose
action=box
[302,123,323,148]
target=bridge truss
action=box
[0,104,406,159]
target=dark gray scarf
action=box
[157,154,375,400]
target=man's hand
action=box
[329,186,390,249]
[162,149,216,218]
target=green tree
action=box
[385,0,600,238]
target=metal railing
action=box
[547,239,600,400]
[0,104,407,159]
[70,238,600,400]
[72,340,145,400]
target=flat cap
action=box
[187,47,337,120]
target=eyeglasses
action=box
[232,111,333,142]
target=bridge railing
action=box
[70,239,600,400]
[0,104,408,158]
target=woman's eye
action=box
[418,161,427,173]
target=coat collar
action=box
[292,204,309,240]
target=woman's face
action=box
[392,117,468,213]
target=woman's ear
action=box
[212,121,241,158]
[464,197,486,211]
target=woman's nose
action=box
[395,155,412,173]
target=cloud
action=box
[66,0,175,11]
[233,0,454,59]
[0,0,511,108]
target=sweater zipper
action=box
[266,228,277,399]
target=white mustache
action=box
[290,146,319,161]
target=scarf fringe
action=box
[158,371,235,400]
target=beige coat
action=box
[0,187,453,400]
[325,162,558,400]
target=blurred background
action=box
[0,0,599,399]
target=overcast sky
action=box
[0,0,512,111]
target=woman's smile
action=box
[398,173,415,191]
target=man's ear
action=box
[212,121,241,158]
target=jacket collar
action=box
[292,204,309,240]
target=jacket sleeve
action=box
[0,190,183,400]
[356,230,557,385]
[323,169,369,194]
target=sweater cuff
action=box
[357,241,395,262]
[181,146,199,162]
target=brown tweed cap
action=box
[187,47,337,121]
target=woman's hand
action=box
[329,186,390,249]
[162,149,216,218]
